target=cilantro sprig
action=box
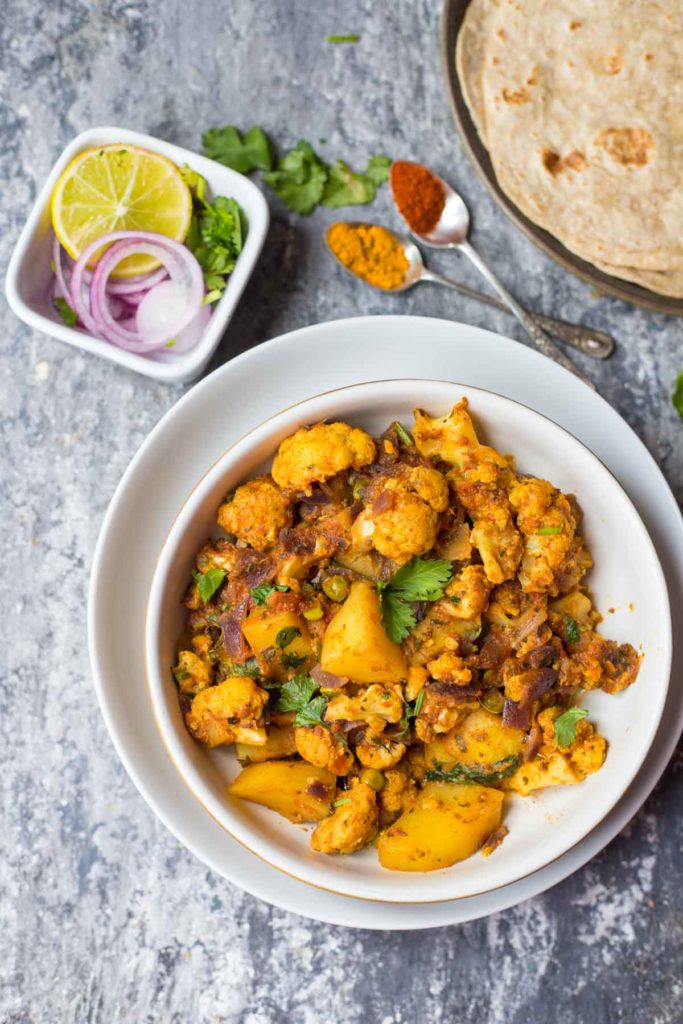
[553,707,588,747]
[182,167,246,303]
[565,616,582,644]
[54,296,78,327]
[400,689,425,737]
[673,370,683,421]
[425,755,520,785]
[250,583,290,605]
[202,126,273,174]
[377,557,453,642]
[192,568,226,603]
[275,675,328,727]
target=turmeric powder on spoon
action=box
[326,222,409,290]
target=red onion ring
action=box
[70,230,204,352]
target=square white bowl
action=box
[4,126,270,383]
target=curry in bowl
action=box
[172,399,640,872]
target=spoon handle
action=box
[457,240,596,390]
[421,270,613,359]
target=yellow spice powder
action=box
[326,222,409,290]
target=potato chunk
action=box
[424,708,525,769]
[228,760,336,822]
[320,581,407,684]
[272,422,375,493]
[377,782,503,872]
[235,725,297,763]
[242,606,313,680]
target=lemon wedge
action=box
[51,144,193,277]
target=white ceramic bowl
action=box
[145,379,671,902]
[4,126,269,383]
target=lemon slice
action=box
[51,144,193,278]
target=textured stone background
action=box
[1,2,682,1022]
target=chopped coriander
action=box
[673,370,683,420]
[186,192,245,300]
[326,33,360,43]
[54,297,78,327]
[378,556,453,643]
[223,656,261,679]
[275,626,301,649]
[332,797,352,808]
[165,339,177,348]
[281,652,306,670]
[275,674,328,727]
[202,125,273,173]
[537,525,563,536]
[425,755,520,785]
[400,688,425,737]
[264,140,328,216]
[251,582,290,605]
[192,568,226,603]
[363,155,391,186]
[553,707,588,747]
[565,616,582,644]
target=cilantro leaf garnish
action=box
[537,525,563,536]
[393,421,414,447]
[281,652,306,670]
[377,557,453,643]
[565,616,582,644]
[192,568,226,603]
[202,125,273,173]
[251,583,290,605]
[182,169,246,300]
[363,155,391,186]
[263,140,328,215]
[54,297,78,327]
[321,155,391,208]
[400,688,425,736]
[275,674,328,727]
[673,370,683,421]
[425,755,520,785]
[326,34,360,43]
[553,707,588,747]
[275,626,301,649]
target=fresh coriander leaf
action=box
[326,33,360,43]
[389,557,453,602]
[565,616,582,644]
[275,626,301,649]
[294,694,328,728]
[251,583,290,605]
[364,155,391,186]
[332,796,352,807]
[425,755,520,785]
[399,688,425,736]
[553,707,588,747]
[263,140,328,215]
[394,421,413,446]
[275,675,318,712]
[223,656,261,679]
[179,164,208,203]
[537,525,563,536]
[379,588,417,643]
[192,568,226,603]
[202,125,273,173]
[321,159,376,208]
[281,652,306,670]
[413,689,425,717]
[673,370,683,421]
[54,297,78,327]
[185,192,246,296]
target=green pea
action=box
[322,575,349,602]
[480,691,505,715]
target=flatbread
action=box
[592,261,683,298]
[456,0,683,292]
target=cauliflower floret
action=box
[413,399,510,473]
[310,780,378,854]
[325,684,404,734]
[185,677,268,748]
[405,665,428,702]
[415,685,476,742]
[173,649,212,695]
[444,565,492,619]
[272,422,375,493]
[354,491,439,564]
[294,724,354,775]
[503,706,607,794]
[355,736,406,770]
[378,763,417,826]
[426,652,473,686]
[568,633,641,693]
[217,476,291,551]
[508,477,579,594]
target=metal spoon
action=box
[393,170,598,388]
[327,224,613,361]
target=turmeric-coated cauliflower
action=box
[426,652,473,686]
[185,677,268,748]
[294,724,354,775]
[502,705,607,794]
[217,476,291,551]
[173,649,212,695]
[508,477,579,594]
[355,735,406,770]
[445,565,492,620]
[271,422,375,493]
[310,780,378,854]
[325,684,404,734]
[378,762,417,826]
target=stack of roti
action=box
[456,0,683,296]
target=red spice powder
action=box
[390,161,446,234]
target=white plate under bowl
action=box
[89,315,683,928]
[4,126,269,383]
[145,377,671,904]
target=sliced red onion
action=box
[310,664,348,689]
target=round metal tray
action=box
[441,0,683,316]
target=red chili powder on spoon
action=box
[390,160,446,234]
